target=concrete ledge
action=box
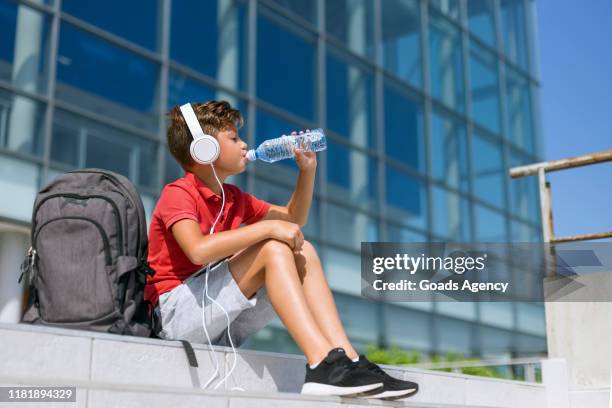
[0,322,547,407]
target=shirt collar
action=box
[185,171,228,202]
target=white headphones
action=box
[179,103,220,165]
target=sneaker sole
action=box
[301,382,383,397]
[363,387,418,400]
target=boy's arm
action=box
[171,217,304,265]
[261,130,317,227]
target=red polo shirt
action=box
[144,171,271,307]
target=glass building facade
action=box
[0,0,545,358]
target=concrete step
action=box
[0,322,547,407]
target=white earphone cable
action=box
[201,163,244,392]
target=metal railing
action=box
[509,150,612,244]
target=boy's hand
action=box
[263,220,304,252]
[291,130,317,173]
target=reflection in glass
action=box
[171,0,247,91]
[386,222,427,242]
[429,10,465,111]
[432,186,471,241]
[0,1,51,94]
[0,155,39,222]
[164,149,184,184]
[326,49,375,148]
[472,132,505,208]
[508,150,540,224]
[385,165,428,230]
[0,90,45,156]
[381,0,421,87]
[268,0,315,23]
[167,71,215,109]
[334,293,379,344]
[257,12,315,120]
[254,177,319,238]
[326,202,377,251]
[474,204,507,242]
[500,0,528,70]
[51,109,158,188]
[326,0,375,58]
[324,247,362,296]
[326,140,377,211]
[429,0,461,20]
[510,220,540,242]
[63,0,159,50]
[383,83,425,173]
[385,304,431,350]
[467,0,496,47]
[469,42,500,133]
[56,23,159,131]
[505,68,533,153]
[431,110,469,191]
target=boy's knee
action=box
[260,238,293,259]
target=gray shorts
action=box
[155,257,276,347]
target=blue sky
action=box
[537,0,612,239]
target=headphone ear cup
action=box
[190,135,220,165]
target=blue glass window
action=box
[386,222,427,242]
[326,48,375,149]
[508,149,540,224]
[326,0,375,58]
[505,68,533,153]
[51,109,158,188]
[510,219,541,242]
[381,0,422,88]
[472,132,505,209]
[474,204,507,242]
[62,0,159,50]
[170,0,247,91]
[267,0,315,24]
[0,1,51,94]
[254,178,320,237]
[431,110,469,192]
[383,83,425,173]
[469,42,500,133]
[385,164,428,230]
[467,0,497,47]
[326,140,377,211]
[167,71,215,108]
[432,186,471,241]
[56,23,159,131]
[500,0,528,70]
[164,149,184,184]
[326,202,378,251]
[257,11,315,120]
[429,0,461,20]
[429,10,465,112]
[0,90,45,156]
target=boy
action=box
[145,100,418,399]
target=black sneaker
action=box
[355,355,419,400]
[300,348,384,397]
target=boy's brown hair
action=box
[167,100,244,170]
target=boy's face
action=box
[211,125,248,174]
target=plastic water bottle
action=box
[246,128,327,163]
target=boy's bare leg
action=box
[227,238,332,365]
[293,240,359,361]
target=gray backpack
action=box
[19,168,156,337]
